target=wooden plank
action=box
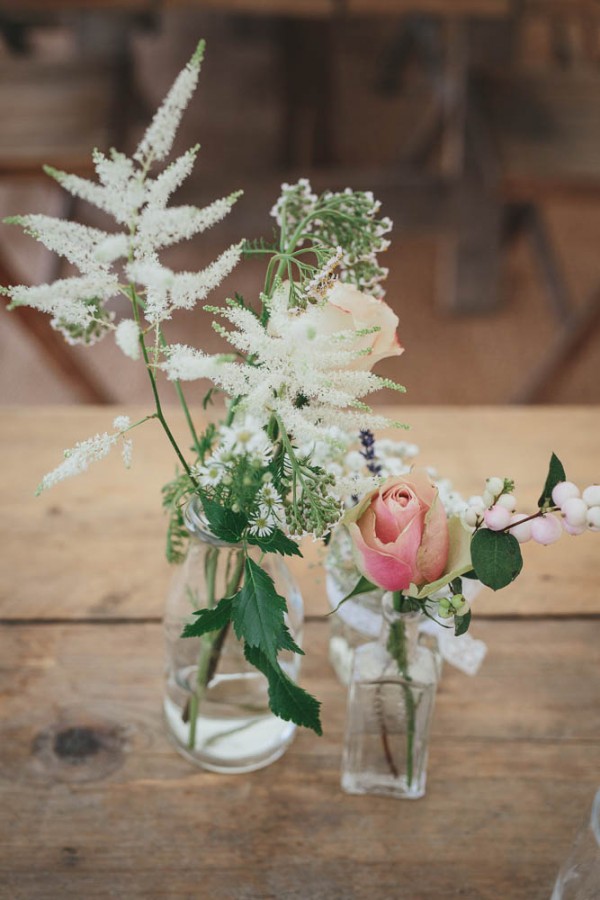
[0,619,597,899]
[0,407,599,621]
[164,0,509,15]
[480,71,600,201]
[0,60,114,176]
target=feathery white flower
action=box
[37,418,132,494]
[134,41,205,164]
[162,345,245,393]
[4,216,124,276]
[115,319,140,360]
[144,146,199,210]
[113,415,131,431]
[168,243,242,311]
[136,194,242,252]
[3,274,119,326]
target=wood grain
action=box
[1,406,599,620]
[0,619,597,899]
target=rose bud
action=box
[343,469,450,592]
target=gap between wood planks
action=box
[0,612,599,626]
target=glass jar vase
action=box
[341,593,441,799]
[163,498,304,773]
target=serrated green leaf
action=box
[277,623,304,656]
[200,494,247,543]
[244,643,322,735]
[538,452,567,508]
[454,608,472,637]
[471,528,523,591]
[181,596,233,638]
[247,528,302,558]
[231,558,287,662]
[327,574,379,616]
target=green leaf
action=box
[327,575,379,616]
[181,596,233,638]
[200,494,247,543]
[247,528,302,558]
[231,558,287,662]
[538,452,566,508]
[454,608,472,637]
[244,643,322,735]
[461,569,479,580]
[471,529,523,591]
[277,623,304,656]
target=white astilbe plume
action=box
[163,344,247,396]
[3,274,119,327]
[36,416,133,494]
[163,283,406,445]
[5,41,242,343]
[128,243,242,322]
[144,146,200,210]
[115,319,140,360]
[4,216,126,275]
[135,194,242,252]
[134,41,205,164]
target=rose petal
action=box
[347,521,414,591]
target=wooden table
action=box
[1,406,599,899]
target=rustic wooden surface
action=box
[0,406,599,899]
[1,406,598,620]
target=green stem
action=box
[187,546,219,750]
[129,286,195,482]
[186,548,246,751]
[157,327,202,456]
[386,614,416,788]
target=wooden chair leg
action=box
[0,253,113,404]
[513,287,600,403]
[437,180,503,314]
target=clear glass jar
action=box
[325,527,384,685]
[551,788,600,900]
[341,593,441,799]
[163,498,304,774]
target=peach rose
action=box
[321,282,403,371]
[344,469,449,592]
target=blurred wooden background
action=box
[1,2,600,405]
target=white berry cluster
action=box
[551,482,600,535]
[462,476,600,547]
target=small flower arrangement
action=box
[2,42,597,763]
[332,442,599,634]
[1,42,406,739]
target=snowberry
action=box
[496,493,517,512]
[482,489,495,507]
[484,504,512,531]
[485,476,505,496]
[561,497,589,527]
[463,508,480,528]
[508,514,532,544]
[582,485,600,508]
[531,514,562,545]
[562,519,587,536]
[468,495,485,512]
[551,481,580,507]
[586,506,600,530]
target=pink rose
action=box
[321,282,403,371]
[344,469,450,592]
